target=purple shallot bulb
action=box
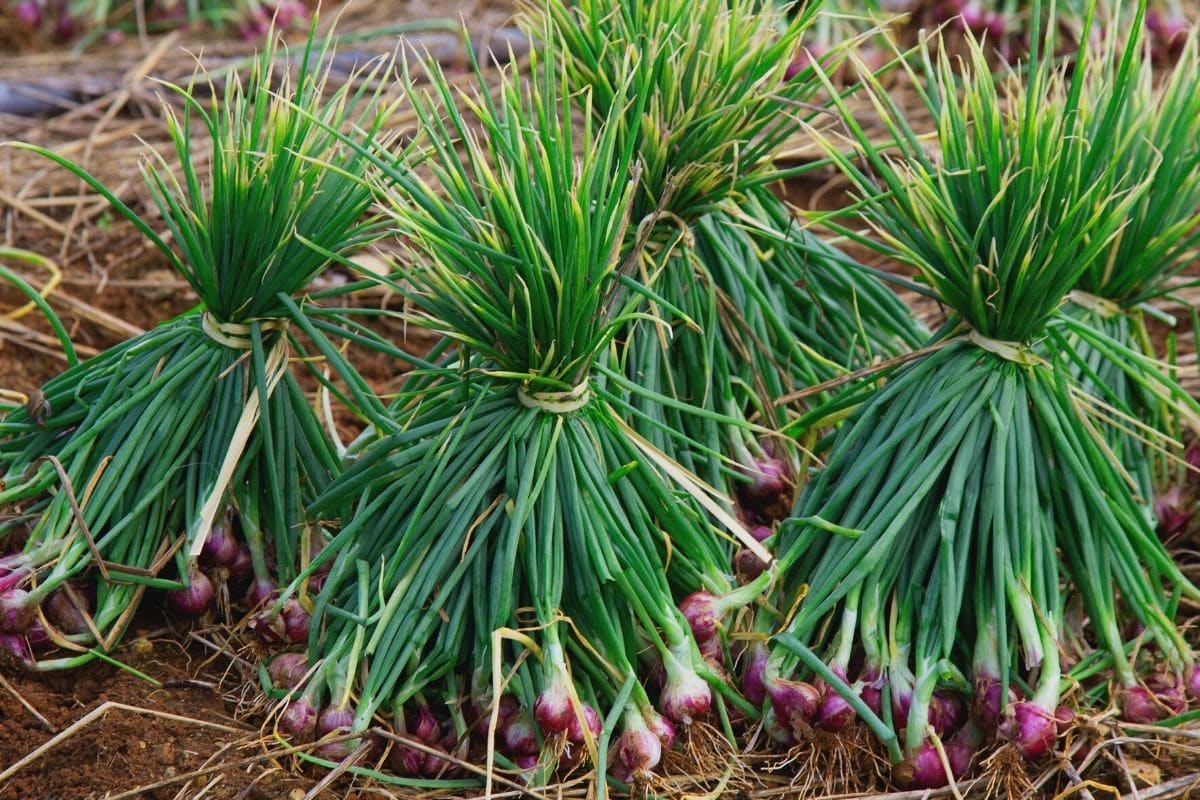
[502,711,539,756]
[679,591,721,641]
[1155,486,1192,539]
[228,546,253,581]
[0,633,32,665]
[1187,668,1200,701]
[0,588,33,632]
[816,666,854,731]
[26,618,51,649]
[14,1,42,27]
[734,547,769,583]
[661,662,712,724]
[768,677,820,738]
[280,698,318,741]
[167,568,215,617]
[200,523,239,567]
[999,702,1057,759]
[490,693,519,726]
[893,742,950,789]
[1120,684,1162,723]
[617,724,662,779]
[1146,672,1187,715]
[970,676,1022,731]
[859,666,884,716]
[644,709,676,750]
[944,725,981,779]
[958,1,987,31]
[697,635,723,669]
[741,643,769,705]
[533,681,573,734]
[411,705,439,741]
[929,691,964,736]
[421,746,452,778]
[741,455,790,501]
[244,578,276,610]
[280,599,311,643]
[45,589,90,635]
[314,705,357,760]
[267,652,310,690]
[566,704,601,743]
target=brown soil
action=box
[0,619,304,800]
[0,608,461,799]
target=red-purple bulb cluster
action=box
[280,697,318,740]
[1120,677,1188,724]
[740,643,769,705]
[1147,10,1192,61]
[892,743,950,789]
[970,676,1023,731]
[387,705,461,779]
[234,1,310,40]
[566,704,601,743]
[615,725,661,780]
[0,587,34,632]
[252,598,310,644]
[313,705,357,759]
[0,632,33,665]
[1156,485,1195,540]
[735,451,794,525]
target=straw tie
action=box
[200,311,289,350]
[965,328,1048,367]
[1066,290,1122,319]
[517,381,592,414]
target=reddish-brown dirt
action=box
[0,627,274,800]
[0,611,415,799]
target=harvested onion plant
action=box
[267,53,767,789]
[777,0,903,79]
[4,0,310,42]
[0,31,391,668]
[1053,27,1200,530]
[529,0,926,592]
[870,0,1189,64]
[751,8,1200,789]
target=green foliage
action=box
[378,51,642,391]
[808,7,1151,342]
[529,0,826,228]
[143,30,392,321]
[1078,25,1200,304]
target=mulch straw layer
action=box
[1,2,1198,798]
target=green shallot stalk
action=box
[0,24,393,667]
